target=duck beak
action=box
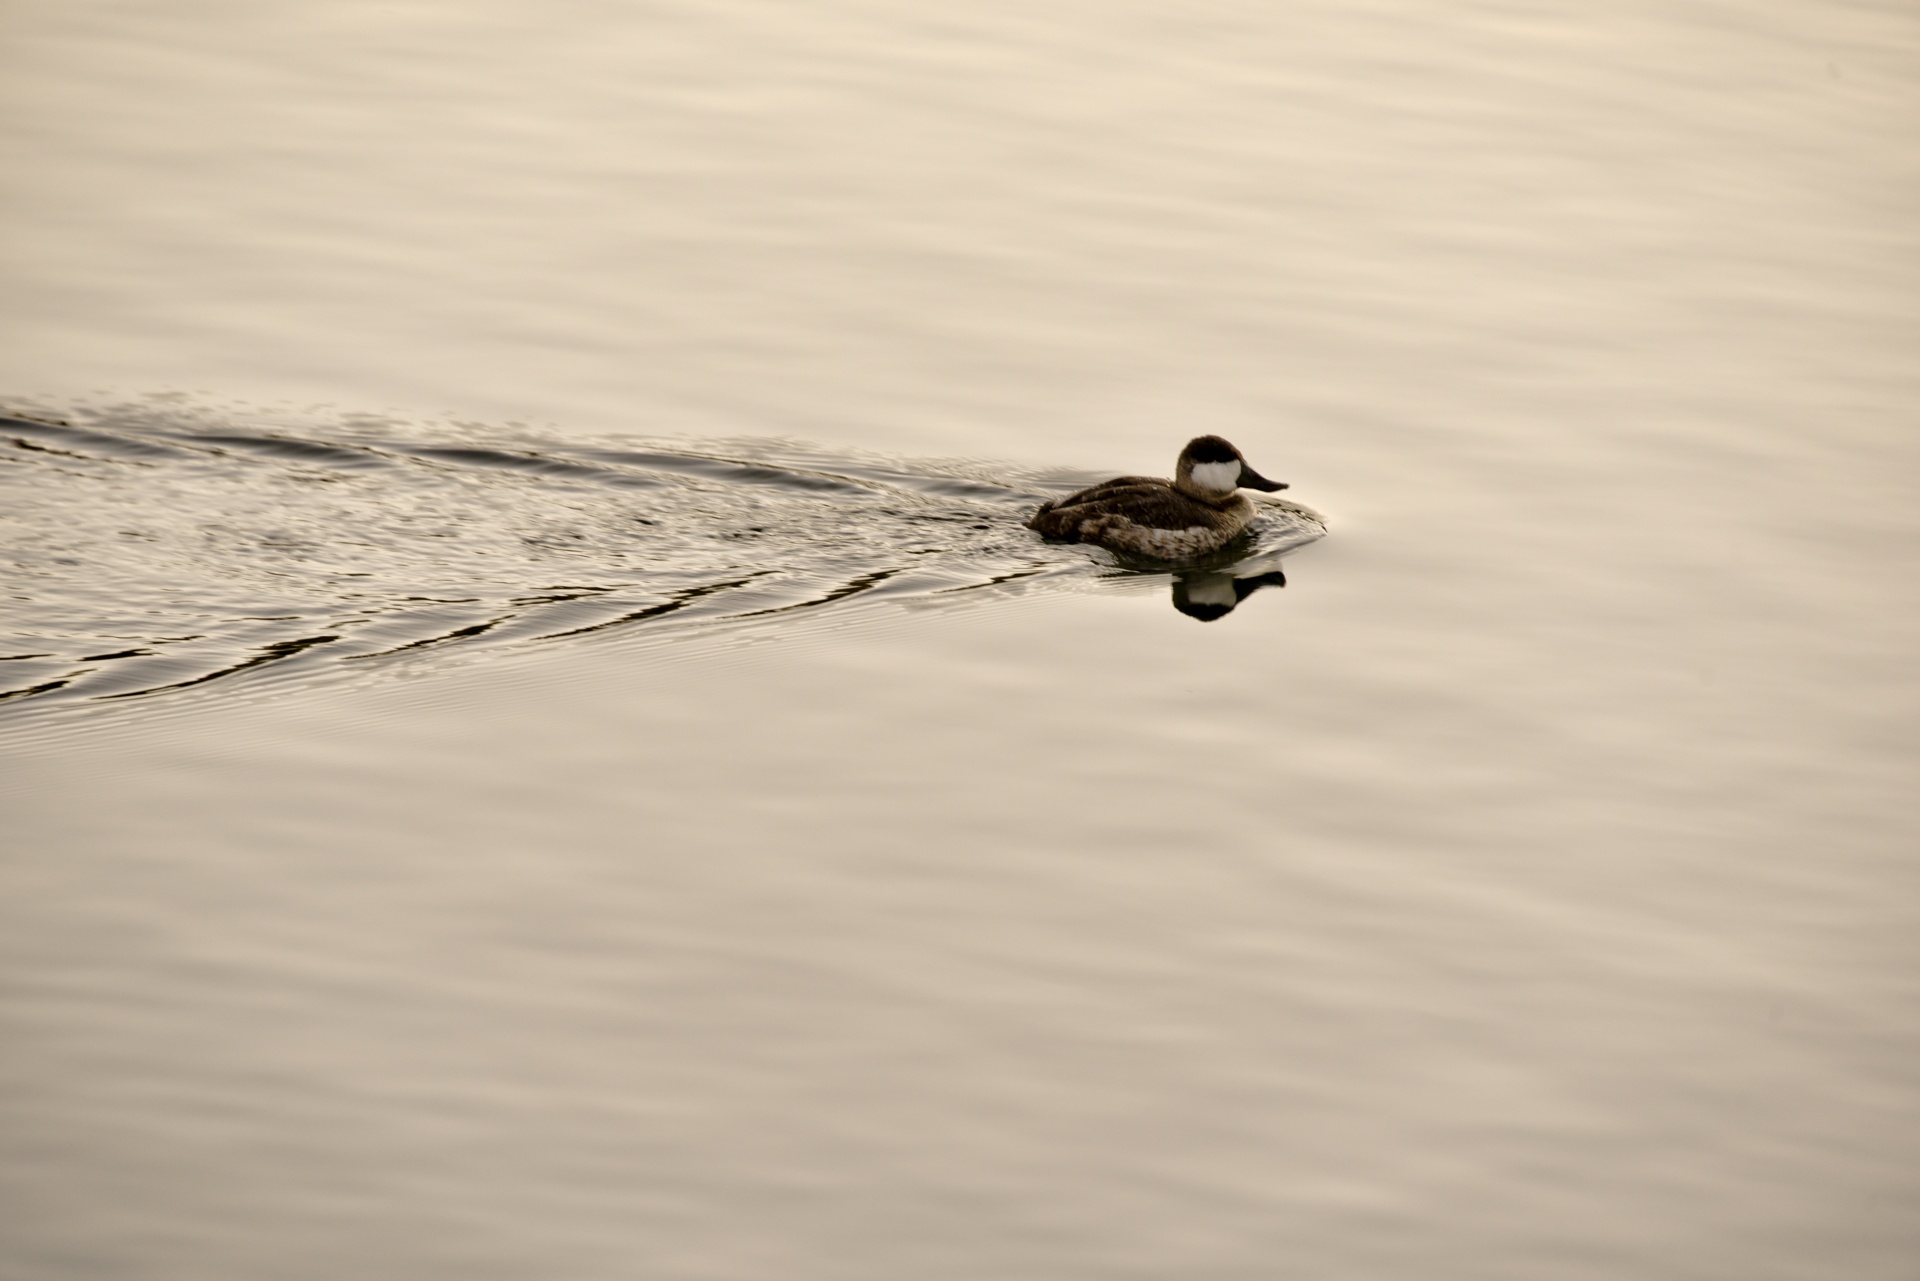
[1239,465,1287,492]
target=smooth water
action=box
[3,3,1917,1279]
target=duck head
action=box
[1174,435,1287,499]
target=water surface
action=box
[2,2,1916,1279]
[2,403,1320,729]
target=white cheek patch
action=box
[1185,576,1237,608]
[1188,460,1242,493]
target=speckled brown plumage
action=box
[1027,480,1254,557]
[1026,436,1287,560]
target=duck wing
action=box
[1027,478,1158,536]
[1028,478,1218,539]
[1048,476,1164,506]
[1076,485,1221,531]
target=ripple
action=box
[0,401,1326,726]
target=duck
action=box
[1026,435,1288,559]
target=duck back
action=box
[1027,477,1254,558]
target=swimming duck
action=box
[1026,435,1288,559]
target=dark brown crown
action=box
[1184,435,1241,465]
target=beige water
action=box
[3,3,1917,1277]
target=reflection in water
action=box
[0,401,1325,724]
[1171,568,1289,622]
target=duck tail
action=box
[1026,498,1060,533]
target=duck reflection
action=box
[1170,568,1288,621]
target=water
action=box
[2,403,1321,722]
[2,3,1917,1278]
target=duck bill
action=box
[1239,466,1288,492]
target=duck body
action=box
[1026,435,1288,559]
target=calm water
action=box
[3,3,1917,1278]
